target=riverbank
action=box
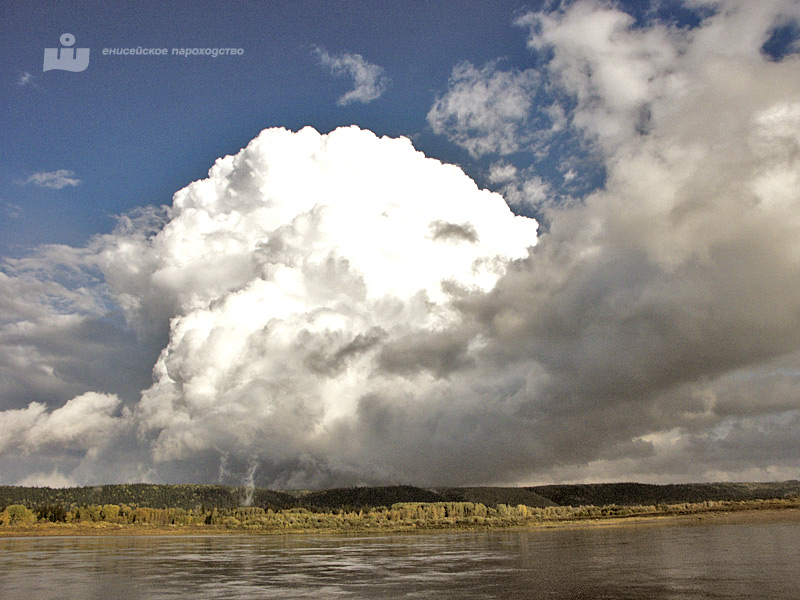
[2,502,799,538]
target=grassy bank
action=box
[2,497,799,537]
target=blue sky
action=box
[4,0,793,254]
[3,0,800,489]
[3,0,543,255]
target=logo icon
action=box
[43,33,90,72]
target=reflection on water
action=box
[2,518,800,599]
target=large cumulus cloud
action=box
[129,126,537,486]
[2,126,538,487]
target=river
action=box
[2,515,800,599]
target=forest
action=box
[1,481,799,533]
[3,480,800,512]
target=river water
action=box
[2,516,800,599]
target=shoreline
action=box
[2,505,799,538]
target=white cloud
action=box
[500,174,550,211]
[515,2,686,154]
[486,162,551,211]
[428,62,540,157]
[315,48,390,106]
[0,392,126,454]
[515,0,800,155]
[16,469,76,488]
[4,203,21,219]
[487,161,518,184]
[127,126,537,475]
[21,169,81,189]
[17,72,35,87]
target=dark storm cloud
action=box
[429,220,480,244]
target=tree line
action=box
[3,497,799,531]
[3,480,800,523]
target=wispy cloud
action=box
[315,47,390,106]
[21,170,81,189]
[17,72,36,87]
[4,203,21,219]
[427,61,540,157]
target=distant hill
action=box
[2,480,799,512]
[0,483,294,511]
[299,485,442,510]
[530,481,800,507]
[437,487,557,508]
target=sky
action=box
[2,0,800,490]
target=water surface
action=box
[2,517,800,599]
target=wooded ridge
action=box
[2,480,800,512]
